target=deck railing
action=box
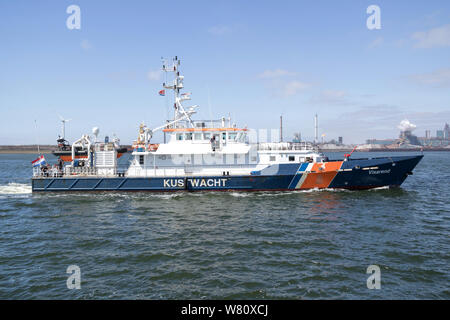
[33,166,98,177]
[64,166,98,176]
[257,142,317,151]
[33,167,65,178]
[33,165,130,178]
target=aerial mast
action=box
[59,115,72,140]
[280,115,283,142]
[314,114,318,144]
[161,56,196,128]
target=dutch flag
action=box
[159,89,165,96]
[31,155,47,167]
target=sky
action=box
[0,0,449,145]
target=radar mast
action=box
[161,56,196,127]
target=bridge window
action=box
[194,133,202,140]
[185,133,193,140]
[139,155,144,165]
[270,156,276,161]
[176,133,184,141]
[204,132,211,140]
[289,156,295,161]
[238,133,247,142]
[228,133,237,140]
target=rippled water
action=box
[0,152,448,299]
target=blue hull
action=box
[31,155,423,192]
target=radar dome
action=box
[92,127,100,136]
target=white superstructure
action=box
[126,57,325,178]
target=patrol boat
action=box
[32,57,423,192]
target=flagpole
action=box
[207,86,213,128]
[34,120,41,156]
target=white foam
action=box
[226,188,352,197]
[229,192,252,197]
[0,183,32,194]
[148,193,183,199]
[293,187,350,193]
[367,186,390,191]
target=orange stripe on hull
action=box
[298,161,343,189]
[322,161,343,171]
[299,171,339,189]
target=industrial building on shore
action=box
[301,116,450,152]
[364,121,450,150]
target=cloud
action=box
[208,25,233,35]
[411,24,450,48]
[310,90,353,106]
[318,104,402,143]
[258,69,297,79]
[147,69,161,81]
[338,105,450,129]
[393,38,407,48]
[338,104,401,123]
[337,104,405,132]
[80,39,92,51]
[368,36,383,49]
[282,81,310,96]
[107,71,137,81]
[419,11,442,28]
[402,110,450,129]
[258,68,310,97]
[321,104,450,143]
[321,90,346,99]
[409,68,450,88]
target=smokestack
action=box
[314,114,318,144]
[280,115,283,142]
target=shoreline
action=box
[0,145,54,154]
[0,150,55,154]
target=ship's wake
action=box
[0,183,32,195]
[227,186,391,197]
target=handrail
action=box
[257,142,317,151]
[33,164,130,178]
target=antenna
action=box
[280,115,283,142]
[208,86,213,128]
[58,115,72,140]
[314,114,318,144]
[34,120,41,155]
[161,56,197,127]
